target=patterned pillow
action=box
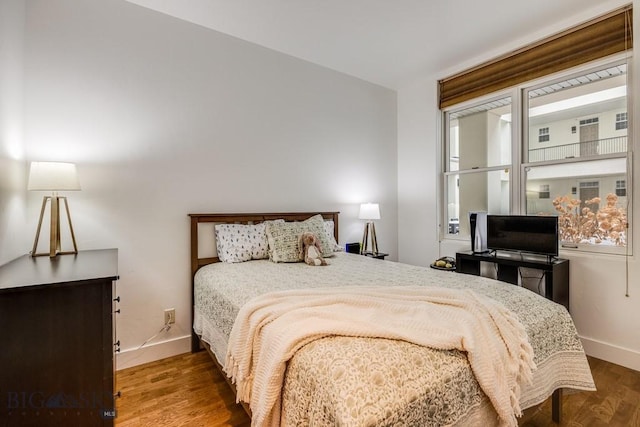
[215,223,270,263]
[323,220,342,252]
[266,214,333,262]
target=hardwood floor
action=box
[520,356,640,426]
[116,351,640,426]
[116,351,250,427]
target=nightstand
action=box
[362,251,388,260]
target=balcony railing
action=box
[529,136,627,162]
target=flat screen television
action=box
[486,215,559,257]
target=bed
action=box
[189,211,595,426]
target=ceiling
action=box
[125,0,626,90]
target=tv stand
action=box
[456,250,569,311]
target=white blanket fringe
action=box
[224,286,536,427]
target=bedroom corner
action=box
[17,0,398,370]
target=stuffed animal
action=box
[298,232,327,266]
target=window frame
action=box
[616,179,627,196]
[616,112,628,130]
[441,90,517,242]
[538,127,550,143]
[520,58,631,255]
[441,55,632,256]
[539,184,550,199]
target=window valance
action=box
[439,6,633,109]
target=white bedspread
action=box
[194,252,596,426]
[226,286,536,427]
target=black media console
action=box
[455,250,569,312]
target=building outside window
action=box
[616,112,628,130]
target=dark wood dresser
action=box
[0,249,119,426]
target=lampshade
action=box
[358,203,380,220]
[28,162,81,191]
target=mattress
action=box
[194,252,595,426]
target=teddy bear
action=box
[298,232,327,266]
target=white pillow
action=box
[323,220,342,252]
[215,223,269,263]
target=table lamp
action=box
[359,202,380,254]
[28,161,80,257]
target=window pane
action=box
[527,64,627,163]
[615,179,627,196]
[525,158,627,246]
[448,97,511,172]
[446,170,510,236]
[616,112,628,130]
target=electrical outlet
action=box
[164,308,175,325]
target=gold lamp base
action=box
[360,221,379,254]
[31,195,78,257]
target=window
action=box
[440,7,632,254]
[525,64,628,251]
[538,128,550,143]
[616,179,627,197]
[444,60,630,252]
[444,97,511,236]
[579,118,599,126]
[579,181,600,211]
[616,112,628,130]
[525,159,627,247]
[539,184,550,199]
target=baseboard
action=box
[114,333,640,373]
[116,334,191,370]
[581,336,640,372]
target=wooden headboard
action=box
[188,211,339,278]
[188,211,339,352]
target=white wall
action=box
[0,0,28,265]
[21,0,397,368]
[397,75,439,266]
[397,0,640,371]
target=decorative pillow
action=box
[323,220,342,252]
[222,245,252,263]
[266,214,333,262]
[215,223,269,263]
